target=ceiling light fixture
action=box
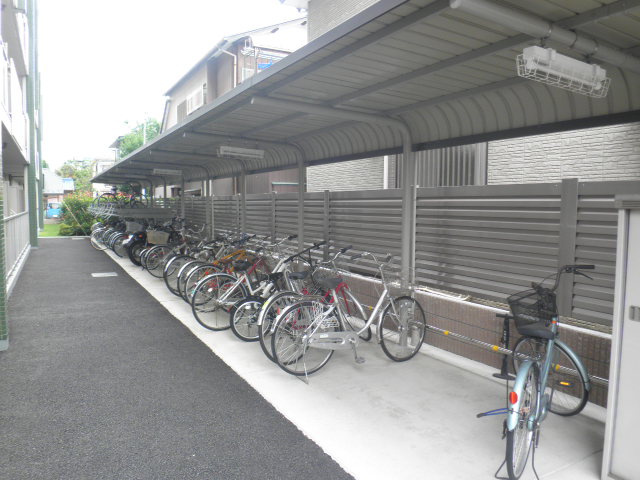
[516,46,610,98]
[218,146,265,160]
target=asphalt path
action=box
[1,238,353,480]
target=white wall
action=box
[488,122,640,184]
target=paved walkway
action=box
[2,238,607,479]
[1,239,352,480]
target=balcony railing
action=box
[4,211,30,282]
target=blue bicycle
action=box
[503,264,593,479]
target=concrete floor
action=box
[104,243,606,480]
[102,244,604,480]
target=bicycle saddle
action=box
[517,323,556,340]
[233,260,253,271]
[288,271,309,280]
[316,276,343,290]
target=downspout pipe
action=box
[250,96,416,287]
[450,0,640,74]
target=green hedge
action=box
[59,193,95,236]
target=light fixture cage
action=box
[516,46,610,98]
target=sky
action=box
[38,0,305,170]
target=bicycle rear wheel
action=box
[512,337,588,416]
[506,362,540,480]
[271,300,338,376]
[379,296,426,362]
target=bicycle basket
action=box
[507,288,557,334]
[146,230,170,245]
[125,221,143,233]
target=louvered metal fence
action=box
[173,179,637,328]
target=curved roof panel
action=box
[94,0,640,186]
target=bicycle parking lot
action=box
[99,237,605,480]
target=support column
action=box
[297,157,305,249]
[180,177,185,219]
[323,190,330,260]
[239,171,246,234]
[400,142,417,289]
[558,178,579,316]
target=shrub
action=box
[59,193,94,236]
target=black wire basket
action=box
[507,288,557,334]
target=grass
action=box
[39,223,61,237]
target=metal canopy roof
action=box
[93,0,640,186]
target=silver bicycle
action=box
[270,252,427,377]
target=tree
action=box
[119,118,160,158]
[56,159,94,194]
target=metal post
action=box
[180,177,186,219]
[297,156,305,249]
[558,178,579,316]
[400,142,417,289]
[271,191,276,241]
[239,171,247,234]
[323,189,330,260]
[163,178,167,206]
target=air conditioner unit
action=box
[516,46,610,98]
[219,146,265,160]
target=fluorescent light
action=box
[153,168,182,176]
[219,146,265,160]
[517,46,610,98]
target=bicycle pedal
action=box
[355,356,366,364]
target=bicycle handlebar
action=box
[534,264,596,294]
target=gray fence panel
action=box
[196,180,639,328]
[245,194,272,238]
[213,195,239,236]
[415,184,563,301]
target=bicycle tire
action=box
[512,336,589,416]
[164,255,194,296]
[271,300,338,376]
[176,260,205,301]
[112,234,129,257]
[127,239,146,266]
[258,291,303,362]
[183,264,223,302]
[147,247,174,278]
[506,362,540,480]
[191,273,248,331]
[229,297,265,342]
[90,231,108,251]
[379,296,426,362]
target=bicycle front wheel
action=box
[191,273,248,331]
[506,362,540,480]
[229,297,265,341]
[258,291,303,362]
[512,337,589,416]
[271,300,338,376]
[379,296,426,362]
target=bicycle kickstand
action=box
[350,338,365,364]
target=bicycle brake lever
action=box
[573,269,593,281]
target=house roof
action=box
[94,0,640,187]
[164,17,308,96]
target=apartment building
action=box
[1,0,42,350]
[158,18,308,197]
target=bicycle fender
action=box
[507,360,536,432]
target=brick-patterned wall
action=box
[488,122,640,184]
[308,0,379,40]
[307,157,384,191]
[343,273,610,407]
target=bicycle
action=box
[502,264,593,480]
[270,251,427,377]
